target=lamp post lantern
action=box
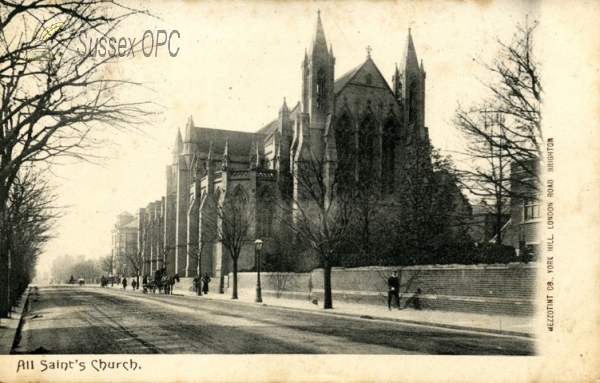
[254,239,263,303]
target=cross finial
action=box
[317,9,321,17]
[366,45,372,57]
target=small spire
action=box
[402,27,419,71]
[172,128,183,154]
[221,139,230,171]
[249,141,257,170]
[312,9,327,54]
[281,97,289,113]
[206,141,214,162]
[366,45,372,58]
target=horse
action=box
[160,273,180,294]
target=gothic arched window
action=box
[408,81,418,129]
[358,114,376,189]
[382,120,396,193]
[316,68,327,110]
[335,113,355,194]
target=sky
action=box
[35,0,543,275]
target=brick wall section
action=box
[227,263,538,317]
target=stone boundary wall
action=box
[222,264,538,316]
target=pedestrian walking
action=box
[387,270,401,310]
[122,277,128,290]
[132,280,137,290]
[202,272,211,295]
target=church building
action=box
[136,13,437,285]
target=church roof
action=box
[334,62,364,95]
[334,56,396,97]
[194,127,263,156]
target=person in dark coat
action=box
[387,271,401,310]
[202,273,211,295]
[122,277,128,290]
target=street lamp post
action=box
[254,239,263,303]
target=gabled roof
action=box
[194,127,263,157]
[334,56,395,97]
[123,217,139,229]
[333,63,364,95]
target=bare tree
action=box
[0,0,154,316]
[123,250,143,289]
[455,111,511,244]
[203,191,254,300]
[6,169,57,308]
[284,145,357,309]
[100,254,116,286]
[454,20,542,208]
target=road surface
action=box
[12,285,534,355]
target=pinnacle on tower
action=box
[183,115,196,143]
[206,141,214,162]
[280,97,289,113]
[172,128,183,154]
[221,138,230,171]
[249,140,257,169]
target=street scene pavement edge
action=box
[0,283,534,355]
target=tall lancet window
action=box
[408,81,418,130]
[335,113,355,194]
[316,68,326,110]
[382,120,396,194]
[358,113,376,189]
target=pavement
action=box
[0,286,31,354]
[189,288,535,338]
[0,284,534,354]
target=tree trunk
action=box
[323,260,333,309]
[231,258,238,299]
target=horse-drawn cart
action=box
[142,273,180,294]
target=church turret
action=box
[172,128,183,164]
[182,116,198,168]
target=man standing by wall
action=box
[388,271,401,310]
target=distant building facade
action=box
[502,160,541,258]
[110,212,139,277]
